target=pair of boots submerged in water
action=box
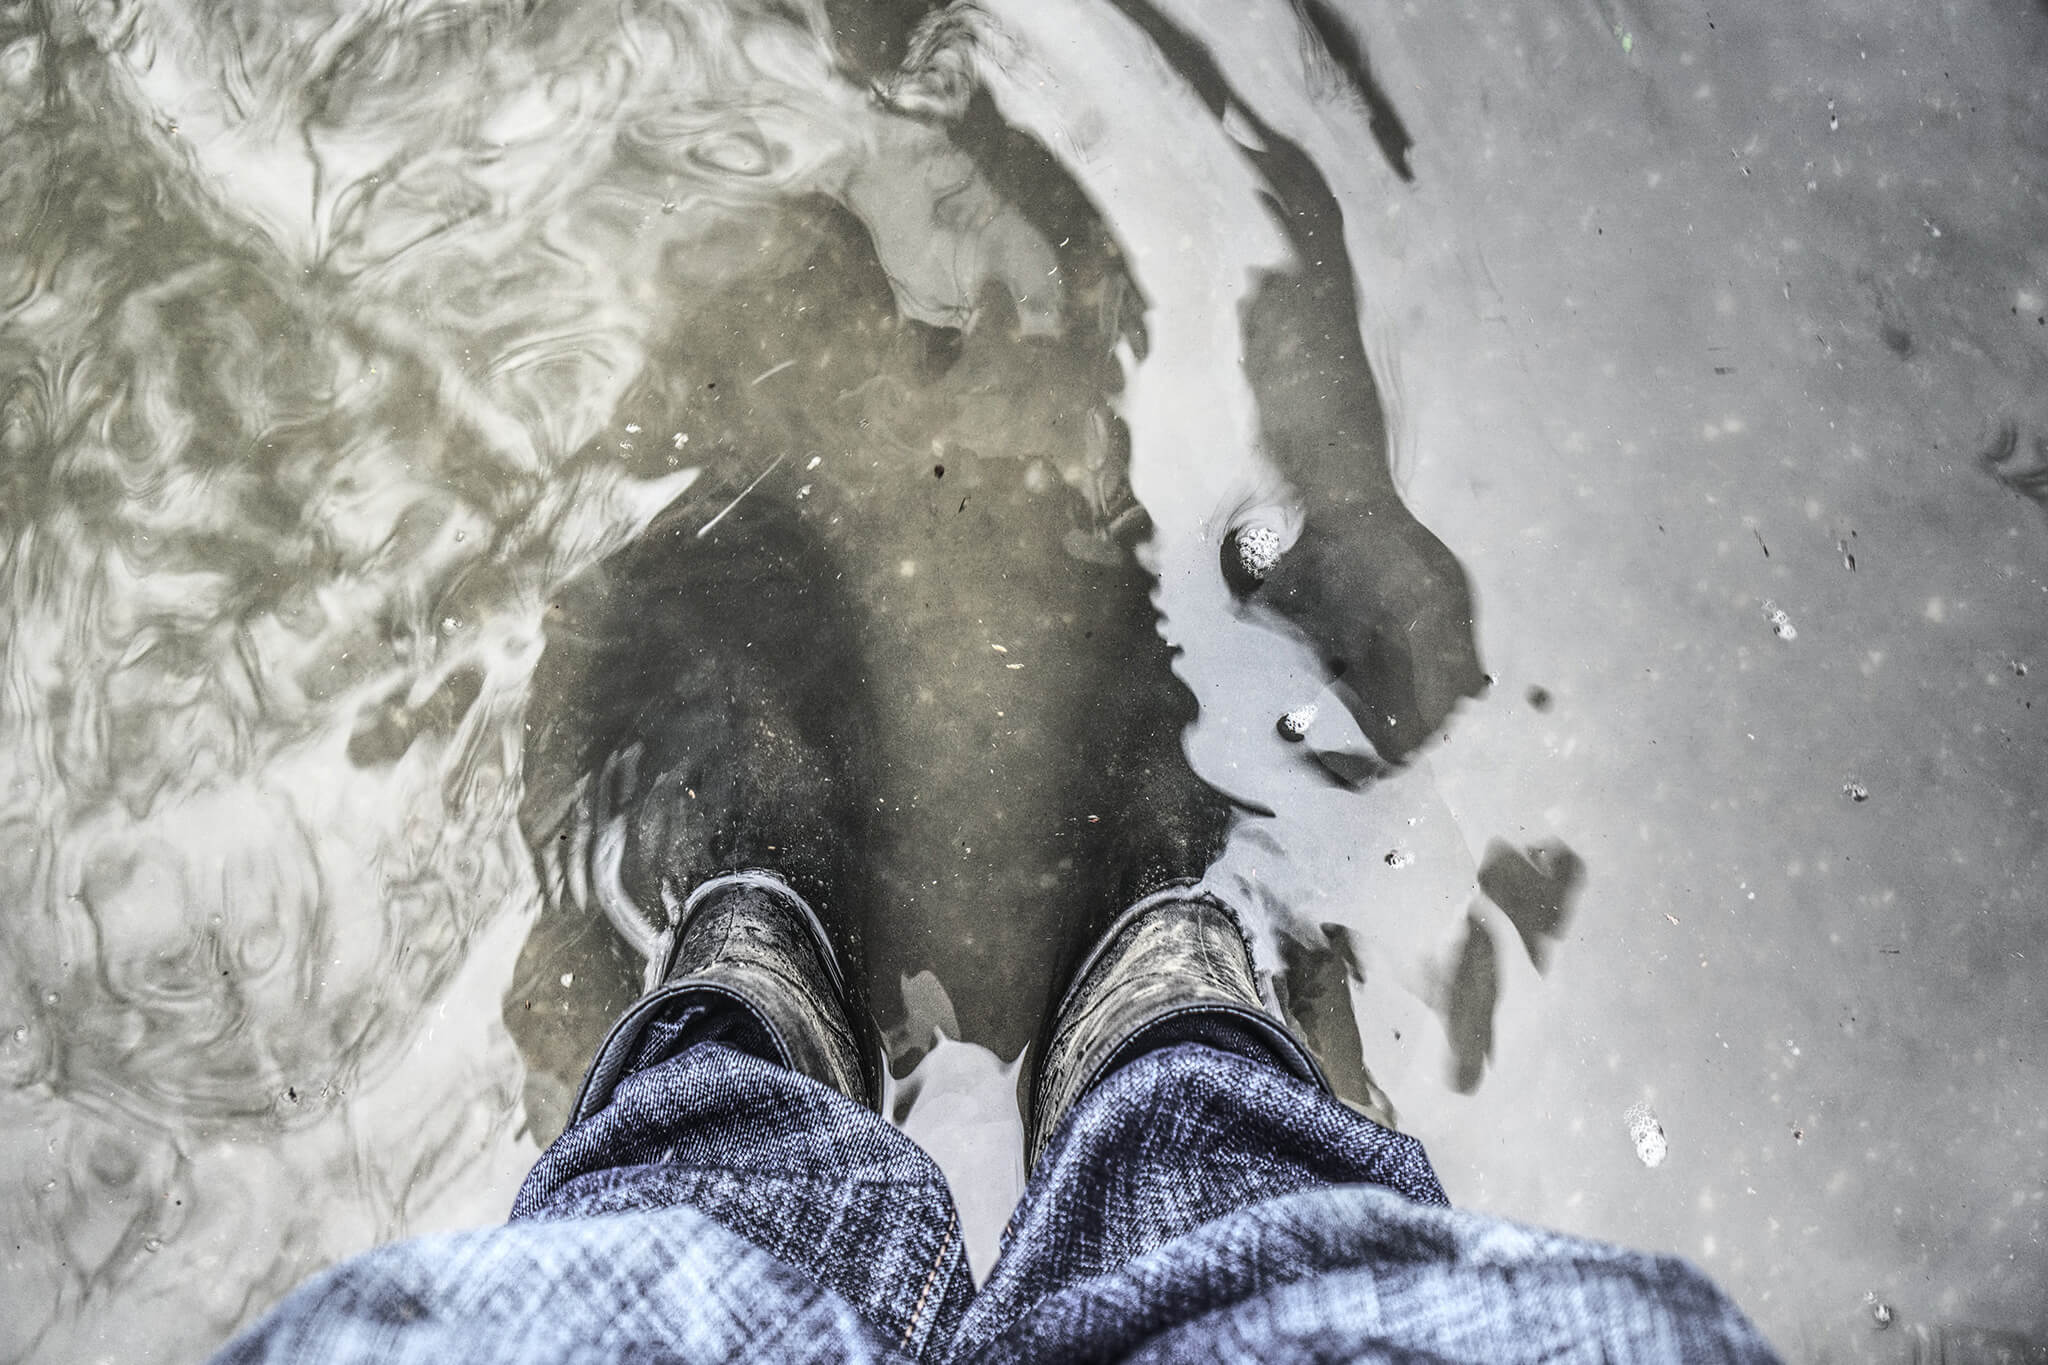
[224,462,1781,1364]
[574,874,1328,1169]
[529,458,1333,1164]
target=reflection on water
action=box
[5,0,2044,1357]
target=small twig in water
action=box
[697,454,786,538]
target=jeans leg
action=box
[956,1040,1443,1351]
[954,1043,1775,1363]
[215,1018,973,1364]
[511,1011,975,1359]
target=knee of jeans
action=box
[1100,1039,1293,1105]
[1061,1041,1281,1151]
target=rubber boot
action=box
[568,871,882,1123]
[1024,884,1333,1168]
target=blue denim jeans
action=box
[218,1026,1778,1362]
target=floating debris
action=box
[696,453,786,538]
[1624,1101,1668,1167]
[1226,522,1284,589]
[1277,704,1317,741]
[1762,600,1797,640]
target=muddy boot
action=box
[1024,886,1332,1167]
[567,871,882,1121]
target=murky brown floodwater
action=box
[3,0,2044,1360]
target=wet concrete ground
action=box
[1,0,2044,1360]
[1302,4,2048,1355]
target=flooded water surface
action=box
[2,0,2044,1359]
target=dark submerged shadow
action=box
[508,484,883,1140]
[503,135,1232,1096]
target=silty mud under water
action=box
[2,0,2045,1359]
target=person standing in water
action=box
[214,486,1776,1364]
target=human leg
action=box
[224,487,979,1365]
[954,886,1437,1352]
[217,876,975,1364]
[953,891,1776,1363]
[509,874,975,1355]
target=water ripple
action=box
[0,0,1486,1357]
